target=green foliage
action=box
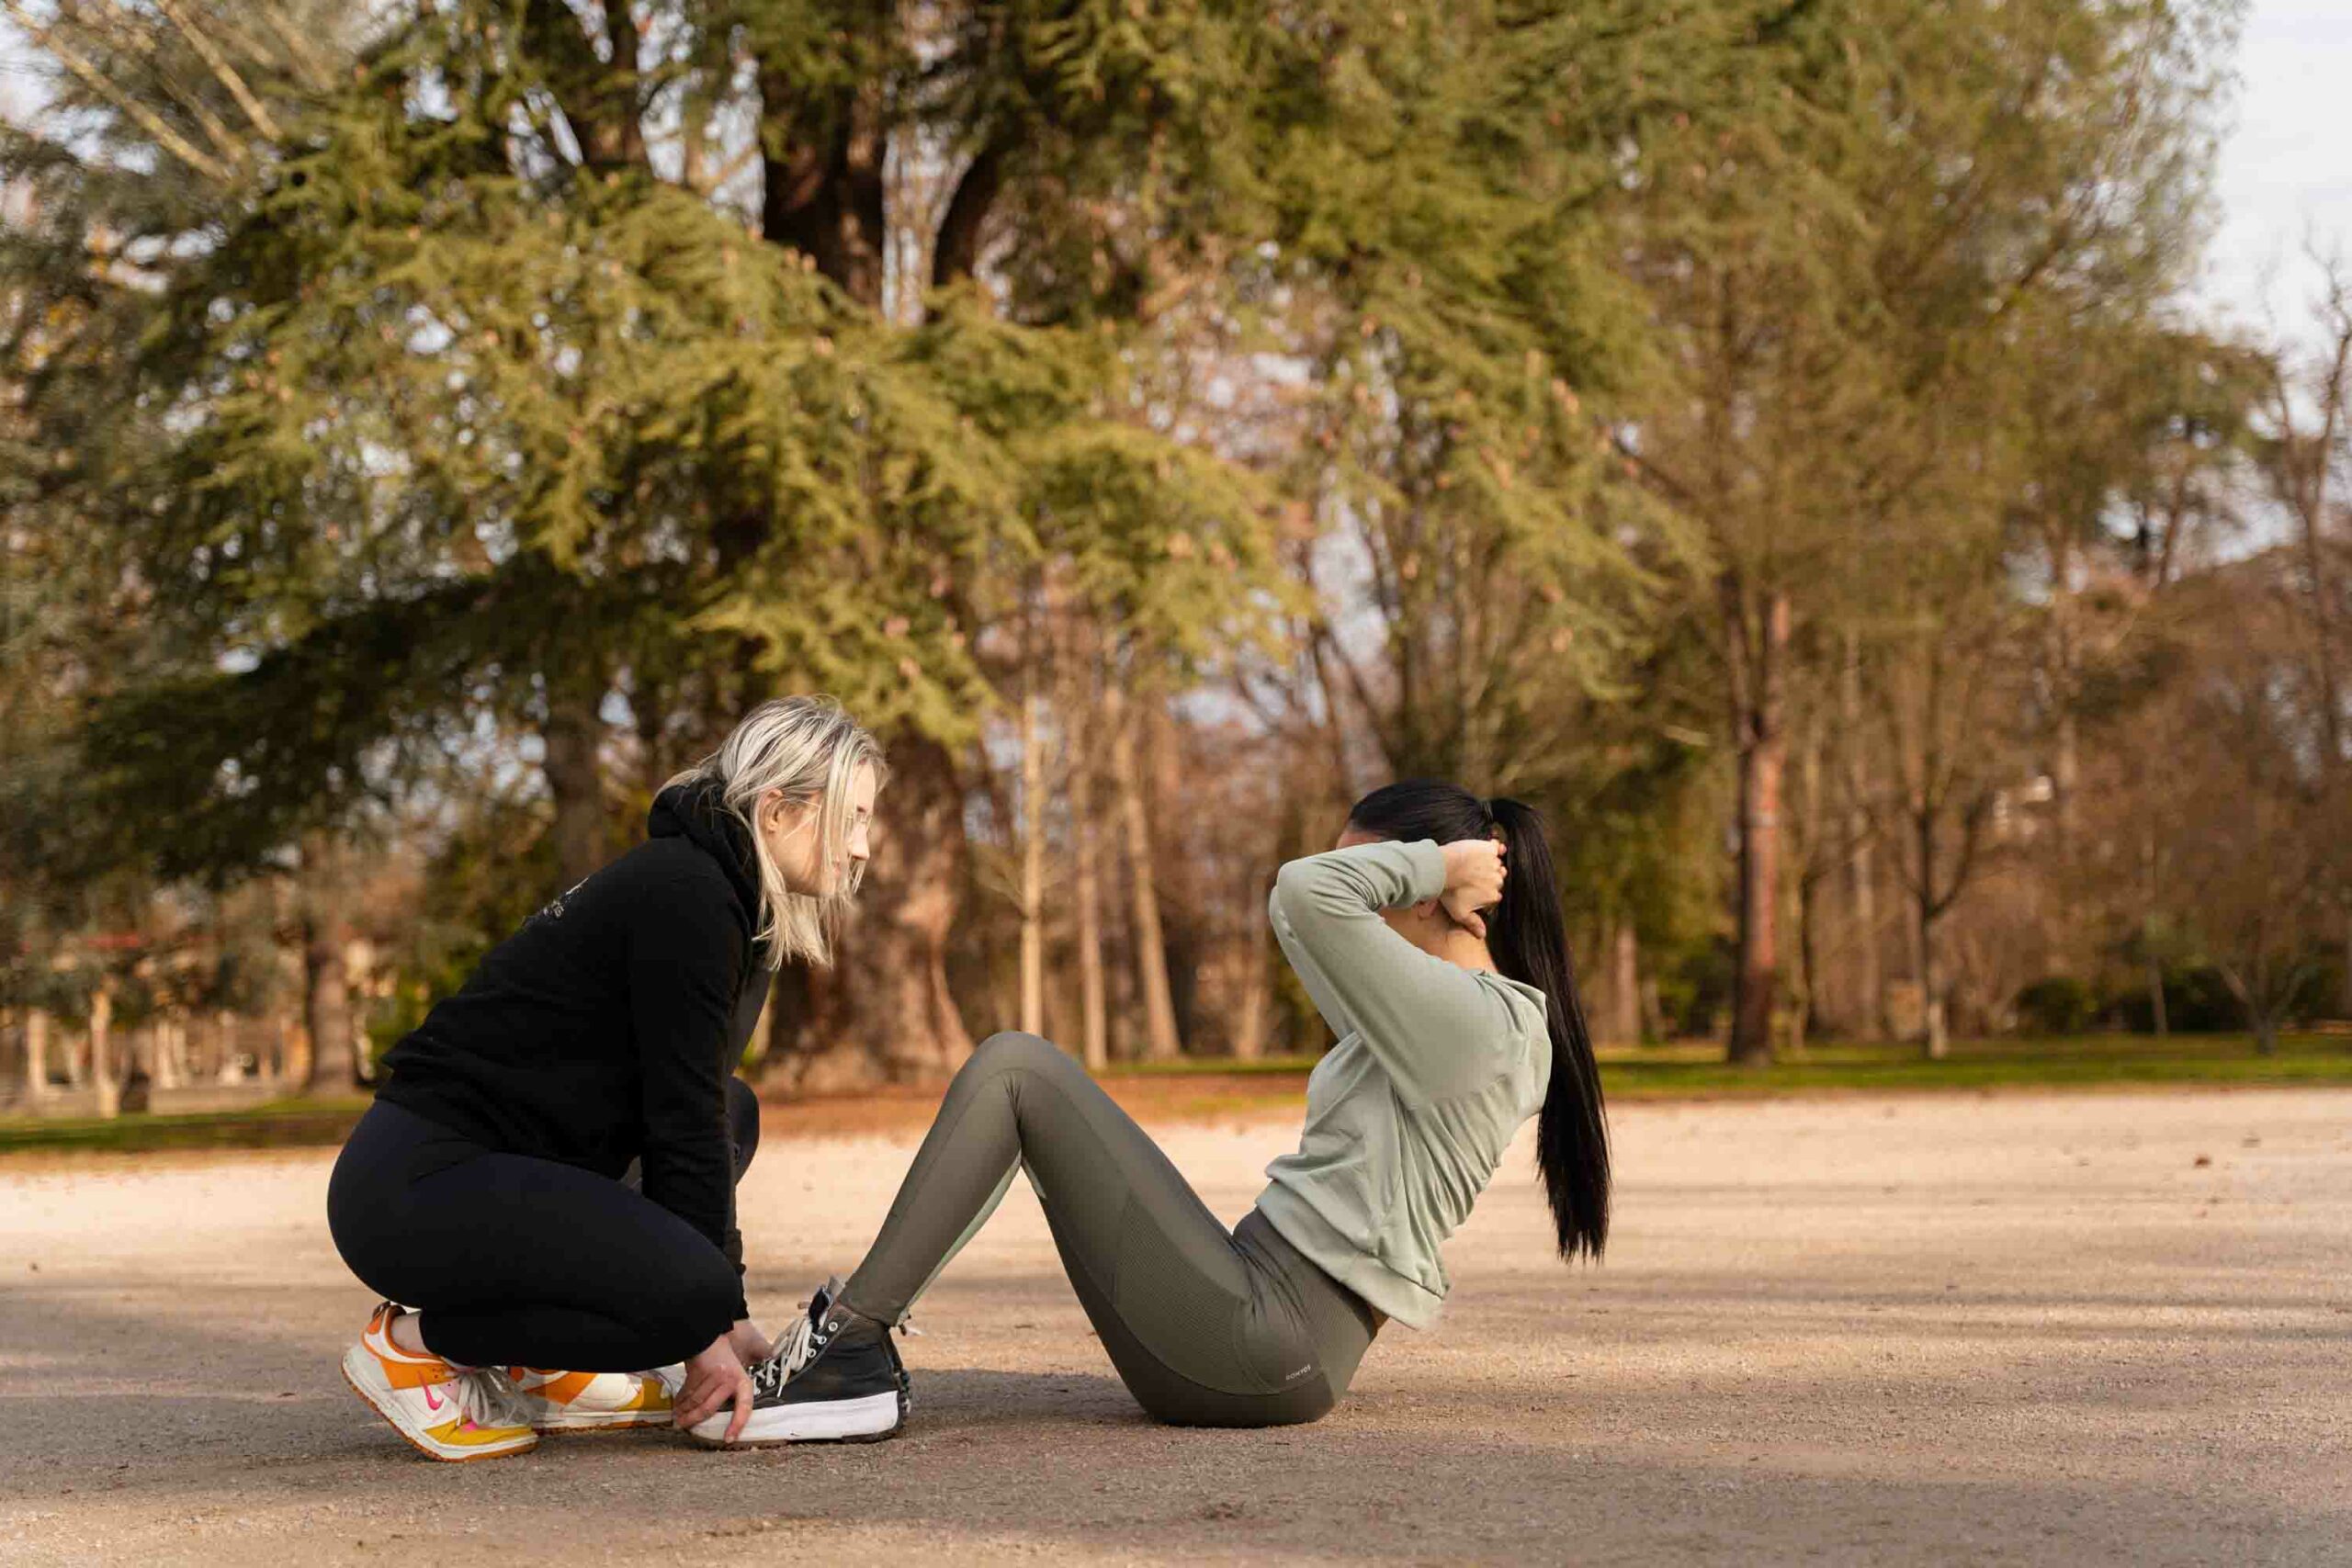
[2016,976,2098,1036]
[2109,964,2314,1036]
[0,0,2272,1083]
[20,0,1298,888]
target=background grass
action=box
[6,1033,2349,1155]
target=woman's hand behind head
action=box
[1438,839,1507,937]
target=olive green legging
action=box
[837,1031,1382,1427]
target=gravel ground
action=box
[3,1087,2348,1566]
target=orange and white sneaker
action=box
[499,1367,674,1433]
[339,1302,537,1462]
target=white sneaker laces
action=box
[749,1296,919,1400]
[456,1368,534,1430]
[755,1312,823,1396]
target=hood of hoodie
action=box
[647,776,763,932]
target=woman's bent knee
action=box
[967,1030,1076,1080]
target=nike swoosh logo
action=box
[422,1383,445,1412]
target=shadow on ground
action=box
[2,1259,2344,1568]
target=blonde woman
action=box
[326,697,884,1461]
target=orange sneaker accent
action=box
[510,1370,600,1405]
[342,1303,537,1463]
[360,1303,459,1391]
[502,1366,673,1432]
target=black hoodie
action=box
[375,779,770,1314]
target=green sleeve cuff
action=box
[1401,839,1447,903]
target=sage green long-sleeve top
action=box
[1255,839,1552,1330]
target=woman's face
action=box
[759,762,879,897]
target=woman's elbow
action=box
[1271,858,1321,917]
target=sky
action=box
[2196,0,2352,338]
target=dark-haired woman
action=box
[694,780,1611,1444]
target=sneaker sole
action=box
[686,1390,906,1449]
[340,1347,538,1463]
[532,1408,674,1434]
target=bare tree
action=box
[1870,572,2023,1059]
[2158,565,2341,1051]
[2251,254,2352,1014]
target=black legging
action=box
[840,1031,1382,1427]
[326,1080,760,1371]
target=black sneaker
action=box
[687,1277,908,1448]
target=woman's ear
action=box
[758,788,801,837]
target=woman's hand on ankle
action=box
[673,1331,753,1441]
[727,1317,772,1365]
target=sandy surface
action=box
[3,1088,2348,1567]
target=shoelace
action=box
[748,1303,922,1400]
[454,1367,535,1430]
[751,1313,823,1399]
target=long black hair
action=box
[1345,780,1610,1260]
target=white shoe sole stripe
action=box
[532,1407,673,1432]
[688,1390,902,1448]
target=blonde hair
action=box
[664,696,887,968]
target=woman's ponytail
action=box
[1485,796,1611,1260]
[1344,779,1611,1261]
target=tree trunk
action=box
[2047,528,2080,877]
[1108,682,1182,1061]
[1842,633,1884,1039]
[1917,861,1948,1061]
[2136,824,2168,1036]
[1232,925,1272,1061]
[748,39,955,1092]
[1729,591,1790,1065]
[542,675,610,889]
[1232,981,1265,1061]
[2340,903,2352,1020]
[1070,701,1110,1073]
[154,1018,183,1090]
[770,736,972,1091]
[269,998,298,1084]
[760,76,888,309]
[1791,874,1815,1055]
[212,1010,239,1082]
[302,908,352,1096]
[123,1026,155,1114]
[1608,922,1642,1046]
[20,1008,47,1108]
[89,987,120,1120]
[1018,678,1047,1039]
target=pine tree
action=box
[14,1,1295,1085]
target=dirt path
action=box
[3,1089,2348,1565]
